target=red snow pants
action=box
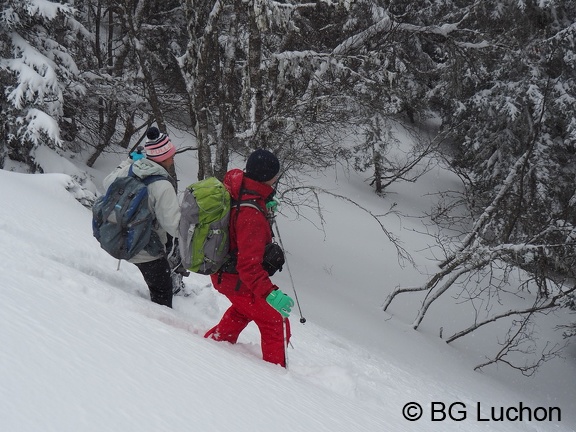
[204,293,291,367]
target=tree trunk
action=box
[195,50,212,180]
[138,54,167,132]
[214,1,241,180]
[188,1,224,180]
[122,0,167,132]
[87,103,119,167]
[373,147,382,194]
[0,106,7,169]
[247,1,264,147]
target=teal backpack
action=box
[92,165,165,260]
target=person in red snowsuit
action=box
[204,149,293,367]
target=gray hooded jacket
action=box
[103,158,181,264]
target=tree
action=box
[383,0,576,372]
[0,0,86,171]
[77,0,188,167]
[176,0,447,185]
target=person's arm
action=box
[149,181,181,239]
[235,208,276,298]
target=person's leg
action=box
[135,258,173,308]
[250,297,291,367]
[205,294,291,367]
[205,301,251,343]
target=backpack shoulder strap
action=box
[231,194,272,240]
[220,193,272,283]
[232,188,266,214]
[142,175,167,186]
[238,200,265,213]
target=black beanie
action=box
[245,149,280,182]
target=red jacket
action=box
[210,169,277,299]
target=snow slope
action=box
[1,145,574,432]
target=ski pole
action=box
[283,317,290,370]
[273,220,306,324]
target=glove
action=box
[130,146,146,161]
[266,197,280,213]
[266,289,294,318]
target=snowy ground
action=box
[1,142,575,432]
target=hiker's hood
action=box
[132,158,170,178]
[223,168,274,201]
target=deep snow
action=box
[1,141,575,432]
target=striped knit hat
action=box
[144,127,176,162]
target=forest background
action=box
[2,0,576,376]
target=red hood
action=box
[223,169,274,202]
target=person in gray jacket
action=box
[103,127,181,307]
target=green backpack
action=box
[179,177,285,276]
[178,177,232,274]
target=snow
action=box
[7,33,60,111]
[22,108,62,145]
[1,140,575,432]
[24,0,72,20]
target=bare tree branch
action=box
[280,185,413,266]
